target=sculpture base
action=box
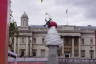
[47,45,59,64]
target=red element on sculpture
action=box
[48,21,57,28]
[44,18,57,28]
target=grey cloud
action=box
[56,0,96,19]
[12,0,96,26]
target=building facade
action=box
[12,13,96,59]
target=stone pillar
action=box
[30,42,32,56]
[14,37,17,53]
[47,45,58,64]
[30,37,32,56]
[17,37,20,56]
[62,46,64,56]
[36,37,42,57]
[26,37,29,56]
[72,38,74,58]
[79,37,81,58]
[61,39,64,56]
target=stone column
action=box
[17,37,20,56]
[72,37,74,58]
[61,39,64,56]
[30,42,32,56]
[25,37,29,56]
[62,46,64,56]
[30,37,32,56]
[14,37,17,53]
[79,37,81,58]
[36,37,42,57]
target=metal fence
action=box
[58,58,96,64]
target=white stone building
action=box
[13,12,96,59]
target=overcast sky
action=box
[11,0,96,26]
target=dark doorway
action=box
[65,53,70,58]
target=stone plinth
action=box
[47,45,58,64]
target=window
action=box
[74,38,79,46]
[90,39,93,45]
[41,49,45,57]
[82,39,84,45]
[64,37,72,46]
[32,49,37,56]
[33,38,36,44]
[57,48,61,56]
[28,37,31,43]
[90,50,94,59]
[74,49,79,57]
[42,38,45,44]
[20,49,25,57]
[81,50,85,57]
[22,37,24,43]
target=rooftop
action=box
[29,25,96,30]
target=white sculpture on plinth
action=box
[44,18,62,46]
[45,26,62,46]
[44,18,62,64]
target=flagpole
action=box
[66,9,69,25]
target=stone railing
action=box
[8,57,96,64]
[58,57,96,64]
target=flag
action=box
[41,0,43,3]
[45,12,48,15]
[66,9,68,14]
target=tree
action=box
[9,21,19,52]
